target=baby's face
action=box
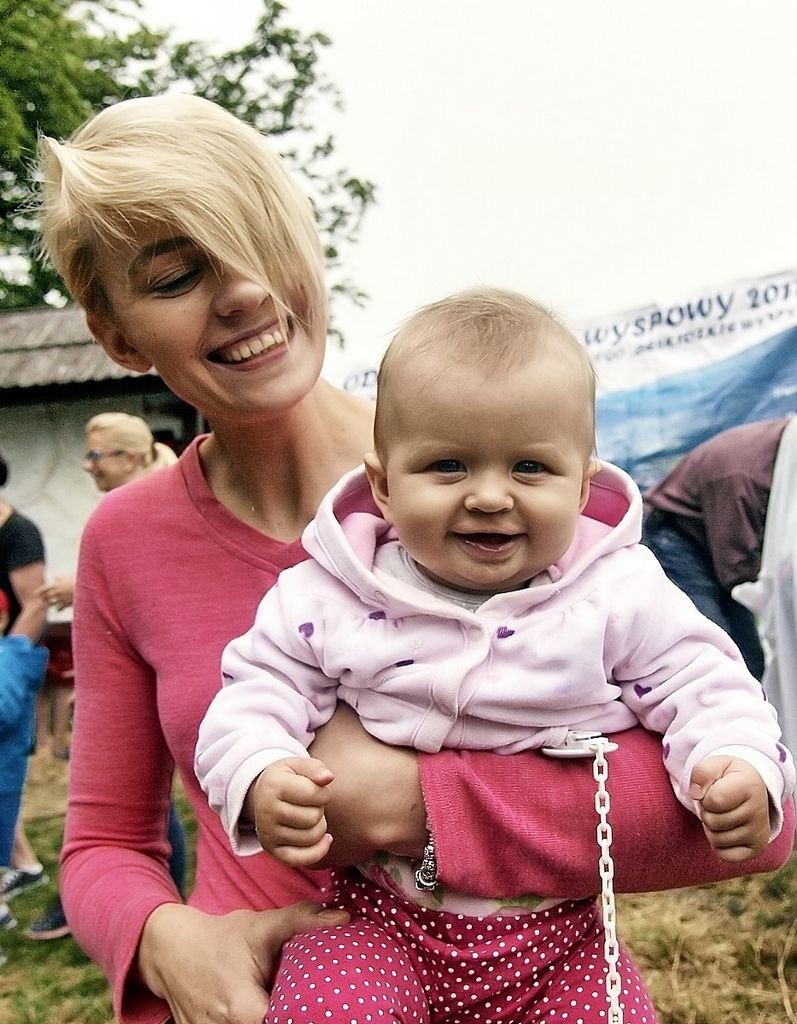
[370,352,597,593]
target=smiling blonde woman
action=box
[37,94,795,1024]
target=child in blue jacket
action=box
[0,589,48,958]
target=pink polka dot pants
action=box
[265,872,658,1023]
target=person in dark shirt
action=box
[0,456,46,644]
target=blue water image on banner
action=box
[597,324,797,490]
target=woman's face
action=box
[83,429,142,492]
[86,225,327,427]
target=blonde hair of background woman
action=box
[86,412,178,472]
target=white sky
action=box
[139,0,797,368]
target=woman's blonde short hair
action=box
[86,412,178,472]
[37,93,327,338]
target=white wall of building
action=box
[0,396,183,611]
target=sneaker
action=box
[24,897,71,941]
[0,906,16,931]
[0,868,48,901]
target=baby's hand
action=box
[251,757,335,867]
[689,756,771,862]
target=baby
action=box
[197,287,793,1024]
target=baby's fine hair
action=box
[86,412,178,472]
[374,287,596,451]
[37,93,327,337]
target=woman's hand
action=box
[310,702,428,866]
[138,901,349,1024]
[36,574,76,611]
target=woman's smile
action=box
[211,327,288,365]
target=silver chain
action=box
[424,732,626,1021]
[591,738,624,1024]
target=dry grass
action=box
[1,751,795,1023]
[620,864,796,1024]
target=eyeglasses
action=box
[83,449,126,464]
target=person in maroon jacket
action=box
[643,418,791,679]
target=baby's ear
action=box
[363,451,392,521]
[579,457,602,512]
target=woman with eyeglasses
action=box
[82,412,178,493]
[36,95,794,1024]
[38,414,178,612]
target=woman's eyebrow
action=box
[129,237,195,276]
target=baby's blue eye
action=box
[515,460,544,474]
[431,459,465,473]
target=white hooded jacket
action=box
[196,462,794,853]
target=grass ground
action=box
[1,750,795,1023]
[0,749,113,1023]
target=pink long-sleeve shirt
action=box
[197,462,793,853]
[63,438,796,1024]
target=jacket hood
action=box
[301,466,396,604]
[550,459,643,583]
[302,461,643,601]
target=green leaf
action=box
[0,0,376,341]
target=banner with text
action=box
[581,268,797,489]
[336,268,797,492]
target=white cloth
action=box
[734,416,797,759]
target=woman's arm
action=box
[313,704,427,865]
[317,707,794,892]
[421,728,795,897]
[61,526,182,1024]
[65,506,342,1024]
[8,561,47,640]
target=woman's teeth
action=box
[218,330,285,364]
